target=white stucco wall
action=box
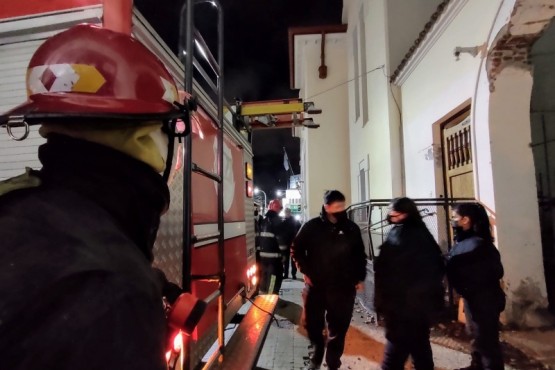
[400,0,503,198]
[294,33,350,219]
[345,0,403,202]
[487,67,548,322]
[400,0,552,325]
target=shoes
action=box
[304,360,321,370]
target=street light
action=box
[254,187,267,208]
[275,190,284,197]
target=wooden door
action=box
[443,112,474,199]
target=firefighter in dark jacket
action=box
[0,25,201,370]
[374,197,445,370]
[292,190,367,370]
[446,203,505,370]
[258,198,285,294]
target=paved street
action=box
[257,278,479,370]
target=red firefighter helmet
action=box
[268,199,283,213]
[1,24,184,125]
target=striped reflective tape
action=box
[279,245,288,251]
[259,232,275,238]
[259,252,281,258]
[27,64,106,94]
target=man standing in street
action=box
[281,207,300,279]
[292,190,367,370]
[258,199,285,294]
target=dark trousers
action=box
[464,300,504,370]
[304,284,355,370]
[283,252,297,278]
[259,257,283,294]
[382,316,434,370]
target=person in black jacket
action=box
[0,25,197,370]
[374,197,445,370]
[258,198,285,294]
[292,190,367,370]
[281,207,301,279]
[446,203,505,370]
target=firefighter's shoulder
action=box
[0,167,41,197]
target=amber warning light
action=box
[245,162,253,180]
[246,264,258,287]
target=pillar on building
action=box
[474,0,555,328]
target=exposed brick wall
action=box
[487,0,555,91]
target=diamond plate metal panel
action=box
[153,167,184,286]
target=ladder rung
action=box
[193,57,219,96]
[192,232,221,244]
[191,274,221,282]
[193,163,222,182]
[204,289,222,305]
[194,28,221,76]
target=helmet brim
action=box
[1,93,182,125]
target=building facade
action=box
[290,26,352,218]
[294,0,555,327]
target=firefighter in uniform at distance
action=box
[258,198,285,294]
[0,24,203,370]
[292,190,367,370]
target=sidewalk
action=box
[501,329,555,369]
[257,278,473,370]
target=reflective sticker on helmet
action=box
[48,64,79,92]
[160,77,178,104]
[27,64,106,95]
[27,66,49,94]
[70,64,106,93]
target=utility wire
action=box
[306,65,385,100]
[245,296,282,328]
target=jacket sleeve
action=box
[3,271,167,370]
[373,244,389,314]
[352,224,368,283]
[272,217,289,257]
[291,222,311,275]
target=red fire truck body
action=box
[0,1,268,369]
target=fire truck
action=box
[0,1,319,369]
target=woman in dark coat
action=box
[374,197,445,370]
[446,203,505,370]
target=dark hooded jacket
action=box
[0,135,169,370]
[446,230,505,316]
[374,218,445,319]
[279,215,300,248]
[291,207,367,287]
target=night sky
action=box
[135,0,343,201]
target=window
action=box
[352,26,360,121]
[359,9,369,126]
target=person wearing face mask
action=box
[291,190,367,370]
[446,203,505,370]
[374,197,445,370]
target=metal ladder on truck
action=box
[178,1,278,369]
